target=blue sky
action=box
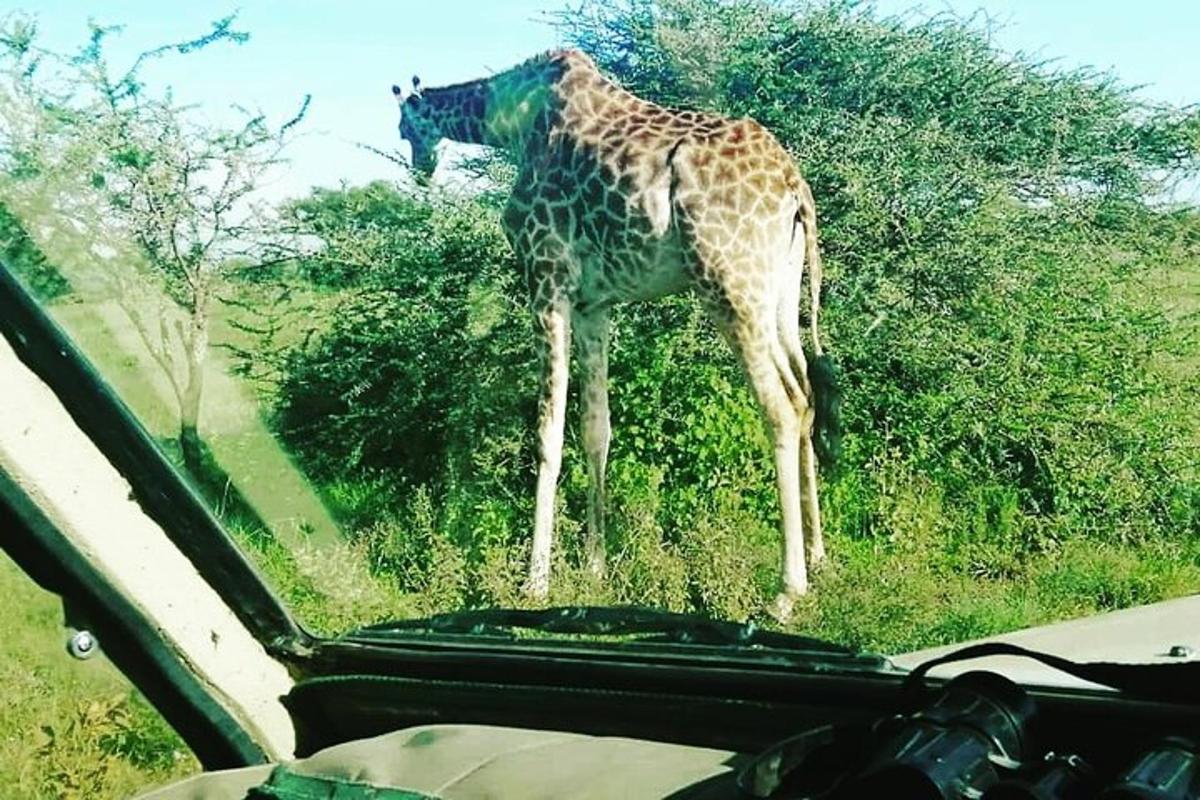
[24,1,1200,202]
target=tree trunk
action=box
[178,359,205,475]
[178,285,209,477]
[179,420,204,476]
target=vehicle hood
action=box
[891,594,1200,690]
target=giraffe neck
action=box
[421,52,571,157]
[418,81,490,146]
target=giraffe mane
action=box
[417,49,597,97]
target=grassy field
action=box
[0,552,198,799]
[2,257,1196,796]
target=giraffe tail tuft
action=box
[808,354,842,469]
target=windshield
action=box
[1,1,1197,664]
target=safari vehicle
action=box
[4,262,1200,799]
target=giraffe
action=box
[392,49,837,618]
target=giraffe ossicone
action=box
[393,49,837,616]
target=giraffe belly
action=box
[577,238,689,306]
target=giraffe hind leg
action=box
[705,294,810,615]
[777,265,825,565]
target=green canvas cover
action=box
[137,724,743,800]
[246,767,438,799]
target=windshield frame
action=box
[0,262,309,651]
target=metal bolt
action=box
[67,630,98,660]
[1167,644,1194,659]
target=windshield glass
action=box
[1,2,1196,663]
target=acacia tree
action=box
[0,14,307,471]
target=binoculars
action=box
[741,671,1199,799]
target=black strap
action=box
[903,641,1200,702]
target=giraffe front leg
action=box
[525,302,572,601]
[574,307,611,578]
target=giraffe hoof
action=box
[766,590,804,623]
[522,577,550,604]
[585,556,607,580]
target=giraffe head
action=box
[392,77,439,176]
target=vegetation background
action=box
[1,0,1197,796]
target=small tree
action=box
[0,14,308,471]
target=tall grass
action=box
[0,554,197,798]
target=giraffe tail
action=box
[797,182,842,469]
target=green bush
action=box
[0,200,71,301]
[274,183,537,491]
[263,1,1198,643]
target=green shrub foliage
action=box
[0,201,71,301]
[269,1,1199,641]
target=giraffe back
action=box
[504,50,808,309]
